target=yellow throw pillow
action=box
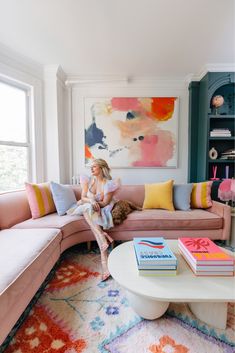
[143,180,175,211]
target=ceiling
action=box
[0,0,234,78]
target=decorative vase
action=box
[211,95,224,115]
[209,147,218,160]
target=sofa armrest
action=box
[207,201,231,240]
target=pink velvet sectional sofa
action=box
[0,184,231,344]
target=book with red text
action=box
[178,238,234,266]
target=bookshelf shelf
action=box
[209,137,234,140]
[209,115,235,119]
[209,160,234,163]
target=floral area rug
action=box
[2,245,235,353]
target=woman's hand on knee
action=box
[92,201,100,212]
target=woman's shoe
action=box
[100,239,109,252]
[101,271,111,281]
[103,232,114,245]
[100,249,110,281]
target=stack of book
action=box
[220,149,235,160]
[133,237,177,276]
[210,128,231,137]
[178,237,234,276]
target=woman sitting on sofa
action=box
[67,158,120,281]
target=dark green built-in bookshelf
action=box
[188,72,235,187]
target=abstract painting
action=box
[84,97,179,168]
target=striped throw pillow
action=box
[25,182,56,219]
[191,181,213,209]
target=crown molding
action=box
[44,65,66,80]
[66,74,187,89]
[43,65,67,87]
[187,63,235,82]
[0,42,43,79]
[65,74,129,86]
[129,76,186,88]
[57,65,67,83]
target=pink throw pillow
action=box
[25,182,56,219]
[191,181,213,209]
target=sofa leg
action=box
[87,241,91,251]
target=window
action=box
[0,79,32,192]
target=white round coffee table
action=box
[108,240,235,329]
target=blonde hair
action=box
[92,159,112,180]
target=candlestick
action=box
[210,165,220,180]
[225,165,229,179]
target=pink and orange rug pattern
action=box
[3,248,235,353]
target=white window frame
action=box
[0,76,34,188]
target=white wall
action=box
[69,77,189,185]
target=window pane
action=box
[0,145,28,192]
[0,81,27,143]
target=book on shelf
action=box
[138,269,177,276]
[210,133,231,137]
[210,128,232,137]
[133,237,177,266]
[220,156,235,160]
[178,237,234,265]
[220,149,235,159]
[221,149,235,155]
[210,128,231,132]
[210,131,231,133]
[210,134,231,137]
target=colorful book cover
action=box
[178,237,234,265]
[133,237,177,266]
[180,251,234,276]
[179,247,234,271]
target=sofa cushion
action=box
[115,185,145,208]
[0,228,61,293]
[25,182,56,219]
[12,213,90,239]
[0,190,31,229]
[110,209,223,232]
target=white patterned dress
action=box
[67,175,120,230]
